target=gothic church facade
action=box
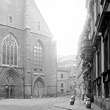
[0,0,57,98]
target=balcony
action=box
[80,38,93,62]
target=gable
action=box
[26,0,53,38]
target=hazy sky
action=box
[35,0,87,56]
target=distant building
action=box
[0,0,57,98]
[57,55,77,95]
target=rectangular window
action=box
[61,74,63,78]
[61,83,63,87]
[93,85,96,95]
[99,44,101,75]
[97,44,101,76]
[104,36,108,70]
[104,82,109,98]
[61,89,64,93]
[93,53,96,79]
[98,84,101,96]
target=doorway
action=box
[5,85,15,98]
[34,77,45,97]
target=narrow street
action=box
[0,96,87,110]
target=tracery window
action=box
[2,34,18,66]
[34,41,44,72]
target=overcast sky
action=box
[35,0,87,56]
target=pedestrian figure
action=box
[70,95,75,105]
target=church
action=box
[0,0,57,98]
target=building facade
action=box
[57,55,77,96]
[77,0,110,109]
[0,0,57,98]
[76,54,85,98]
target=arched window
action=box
[2,34,18,66]
[33,41,44,72]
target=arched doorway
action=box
[34,77,45,97]
[5,84,15,98]
[4,76,15,98]
[0,69,22,98]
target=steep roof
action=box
[0,0,53,38]
[25,0,53,37]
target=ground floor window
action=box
[104,82,110,98]
[93,85,96,95]
[98,84,101,96]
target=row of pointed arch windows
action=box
[2,34,44,72]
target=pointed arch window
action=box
[33,41,44,72]
[2,34,18,66]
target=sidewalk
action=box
[91,103,103,110]
[53,97,103,110]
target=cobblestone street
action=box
[0,96,102,110]
[0,96,82,110]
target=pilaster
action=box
[108,22,110,69]
[23,27,31,98]
[96,51,98,78]
[101,36,104,96]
